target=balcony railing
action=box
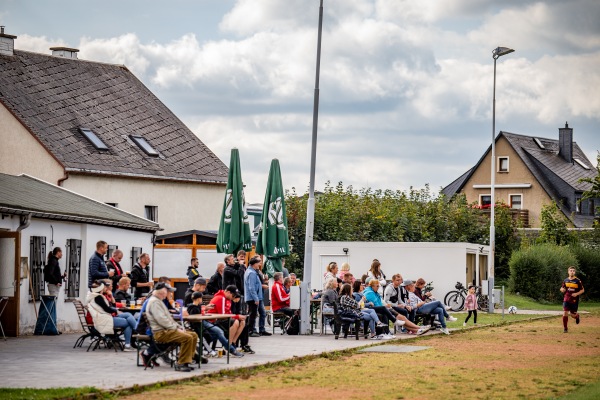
[478,208,530,228]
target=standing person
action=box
[207,262,225,295]
[186,258,200,287]
[560,266,584,333]
[323,262,338,289]
[88,241,113,289]
[44,247,64,297]
[281,259,290,278]
[338,262,352,281]
[367,259,387,295]
[222,254,243,302]
[245,256,269,337]
[106,249,124,292]
[131,253,154,299]
[463,285,478,326]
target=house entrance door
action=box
[0,231,20,337]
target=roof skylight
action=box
[130,135,159,157]
[533,137,545,149]
[79,128,108,150]
[574,158,590,170]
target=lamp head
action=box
[493,47,515,59]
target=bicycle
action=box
[444,282,488,312]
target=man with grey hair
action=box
[106,249,125,292]
[271,272,294,318]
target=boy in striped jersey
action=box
[560,266,584,333]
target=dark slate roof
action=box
[0,173,160,232]
[0,50,228,184]
[441,130,598,227]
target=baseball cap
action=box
[191,291,204,300]
[155,282,176,292]
[401,279,415,287]
[194,277,207,286]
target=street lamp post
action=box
[300,0,324,334]
[489,46,514,313]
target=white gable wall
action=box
[311,241,490,300]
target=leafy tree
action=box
[538,201,572,245]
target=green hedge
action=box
[509,244,578,302]
[571,244,600,300]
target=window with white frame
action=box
[498,157,509,172]
[509,194,522,209]
[480,195,491,208]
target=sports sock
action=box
[562,316,568,329]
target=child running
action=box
[463,285,477,326]
[560,266,584,333]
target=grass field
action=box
[118,311,600,400]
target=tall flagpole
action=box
[300,0,324,334]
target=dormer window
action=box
[130,135,159,157]
[79,128,108,150]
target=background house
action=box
[0,173,159,336]
[0,30,228,235]
[442,123,598,228]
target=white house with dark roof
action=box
[0,172,159,336]
[442,123,598,228]
[0,29,228,235]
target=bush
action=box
[509,244,578,302]
[571,244,600,300]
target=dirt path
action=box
[120,315,600,400]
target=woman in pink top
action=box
[463,285,478,326]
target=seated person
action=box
[158,276,180,313]
[146,282,199,372]
[185,277,207,306]
[339,283,386,339]
[187,291,243,357]
[321,278,339,313]
[342,272,354,285]
[414,278,434,301]
[86,280,137,350]
[209,285,249,353]
[271,272,295,317]
[114,277,132,302]
[384,274,414,320]
[364,279,429,336]
[404,280,455,335]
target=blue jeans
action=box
[361,308,379,334]
[114,312,136,345]
[258,300,267,332]
[417,302,446,328]
[203,321,235,353]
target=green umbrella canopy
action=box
[216,148,252,254]
[256,159,290,277]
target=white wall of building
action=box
[62,174,225,235]
[0,215,154,334]
[153,248,225,280]
[311,241,489,300]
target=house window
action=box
[29,236,46,301]
[130,136,159,157]
[498,157,509,172]
[590,200,596,216]
[79,128,109,151]
[480,195,491,208]
[131,247,143,267]
[575,194,582,214]
[106,244,118,261]
[510,194,522,210]
[144,205,158,222]
[105,202,118,208]
[65,239,82,299]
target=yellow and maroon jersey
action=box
[562,277,583,303]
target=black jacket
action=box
[44,255,62,284]
[130,263,151,299]
[106,258,124,291]
[206,271,223,295]
[223,262,244,293]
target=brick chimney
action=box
[0,26,17,56]
[558,122,573,163]
[50,46,79,59]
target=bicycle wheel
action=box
[477,294,488,311]
[444,291,464,312]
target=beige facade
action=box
[462,136,553,227]
[62,174,225,233]
[0,103,64,184]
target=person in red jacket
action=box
[271,272,295,318]
[209,285,246,346]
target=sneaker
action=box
[186,362,197,370]
[406,331,416,335]
[174,363,191,372]
[463,322,467,327]
[376,321,387,328]
[208,350,218,358]
[369,335,382,340]
[123,344,135,352]
[242,345,255,354]
[564,328,568,333]
[231,350,245,358]
[440,327,450,335]
[259,331,272,336]
[576,314,580,325]
[249,332,261,338]
[447,316,458,322]
[394,320,406,327]
[417,326,431,335]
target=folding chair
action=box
[73,300,93,348]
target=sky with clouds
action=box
[2,0,599,202]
